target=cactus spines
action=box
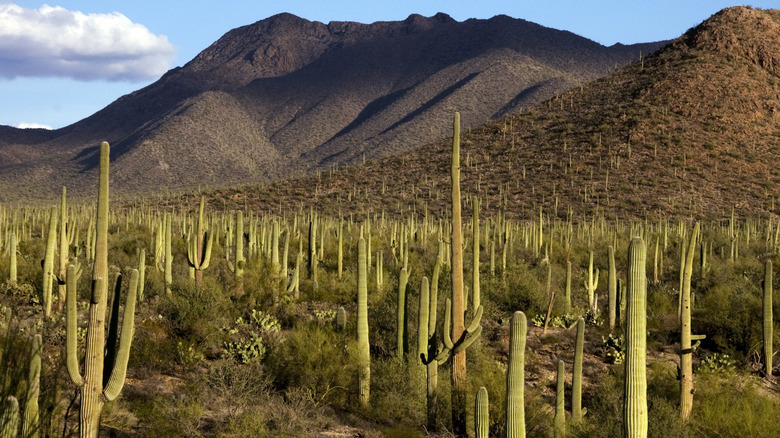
[572,317,585,423]
[65,142,138,438]
[186,196,213,287]
[22,334,41,438]
[555,359,566,438]
[475,387,489,438]
[763,259,773,377]
[680,223,702,422]
[356,235,370,406]
[506,311,526,438]
[624,237,647,438]
[1,396,19,438]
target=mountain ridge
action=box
[0,12,666,201]
[174,6,780,220]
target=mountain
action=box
[187,6,780,220]
[0,12,666,201]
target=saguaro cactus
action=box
[572,318,585,422]
[186,196,213,287]
[680,223,704,421]
[554,360,565,438]
[506,311,526,438]
[42,207,57,318]
[472,196,480,313]
[0,396,19,438]
[22,334,41,438]
[9,232,17,285]
[397,267,409,358]
[65,142,138,438]
[624,237,647,438]
[584,249,599,313]
[226,211,245,282]
[608,245,617,330]
[449,112,483,436]
[420,241,447,431]
[57,187,68,313]
[475,387,489,438]
[763,260,773,378]
[356,235,370,406]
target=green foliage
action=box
[222,309,280,364]
[602,333,626,365]
[697,353,736,375]
[265,323,357,409]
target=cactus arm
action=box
[103,269,138,401]
[443,298,454,350]
[199,231,213,270]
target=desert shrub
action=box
[265,322,357,409]
[694,270,762,361]
[488,259,547,316]
[156,278,232,362]
[692,373,780,437]
[369,356,426,427]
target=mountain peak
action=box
[682,6,780,75]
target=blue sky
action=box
[1,1,777,130]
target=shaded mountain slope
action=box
[0,12,665,201]
[181,6,780,220]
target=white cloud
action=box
[0,3,175,81]
[16,122,52,130]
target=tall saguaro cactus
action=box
[472,196,480,313]
[449,112,483,436]
[42,207,57,318]
[680,223,703,421]
[763,260,773,378]
[572,318,585,422]
[397,267,409,358]
[57,187,69,313]
[65,142,138,438]
[608,245,617,330]
[356,234,370,406]
[624,237,647,438]
[506,311,526,438]
[554,359,566,438]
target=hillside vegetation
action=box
[178,6,780,222]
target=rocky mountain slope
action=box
[185,6,780,220]
[0,12,665,201]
